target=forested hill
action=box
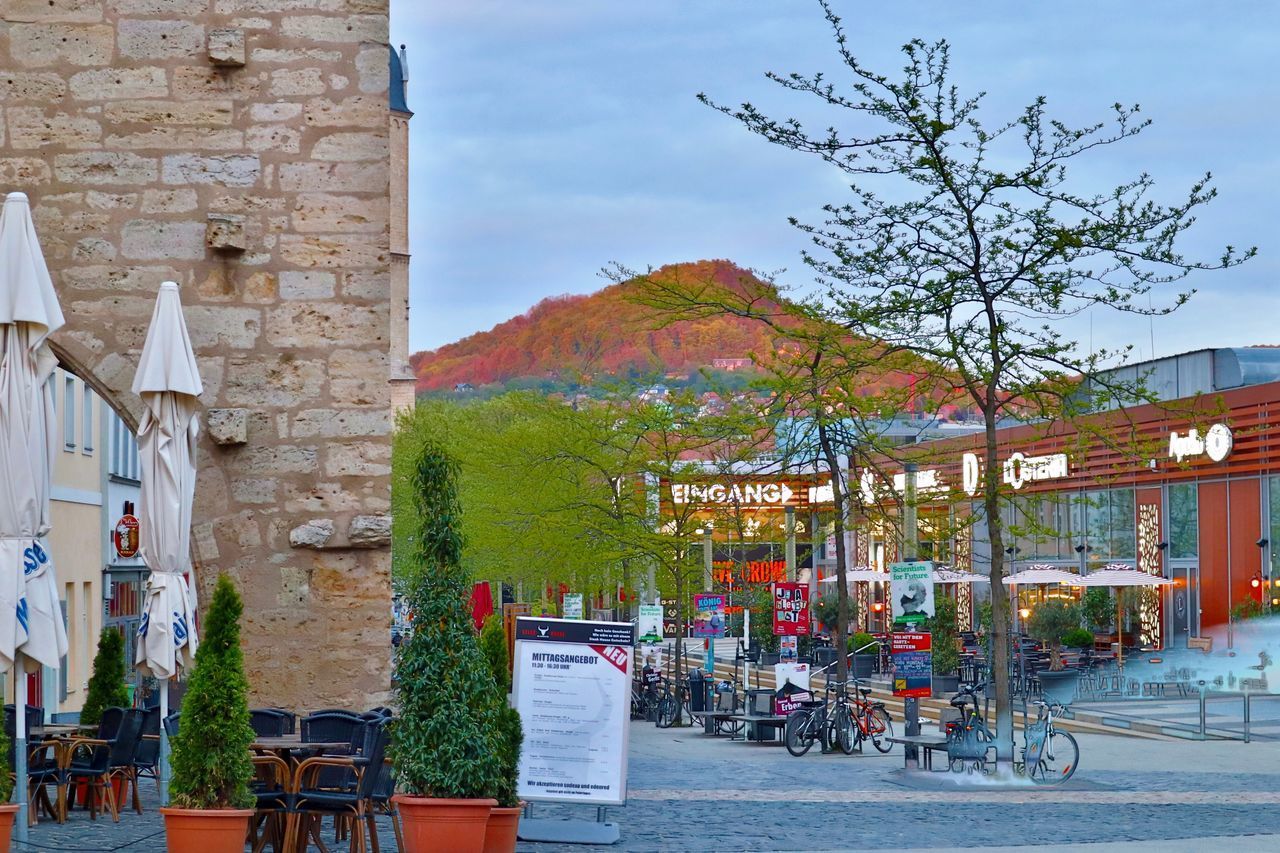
[411,260,786,395]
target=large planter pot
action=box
[0,803,17,853]
[1038,669,1080,706]
[160,806,253,853]
[851,653,874,681]
[932,673,960,698]
[394,795,496,853]
[482,804,522,853]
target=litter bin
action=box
[688,670,712,733]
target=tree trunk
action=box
[817,421,850,683]
[982,412,1014,768]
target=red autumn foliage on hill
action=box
[411,261,788,392]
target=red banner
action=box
[772,583,810,636]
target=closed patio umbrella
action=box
[934,568,991,584]
[133,281,202,805]
[0,191,70,838]
[1079,565,1171,667]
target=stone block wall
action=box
[1,0,396,708]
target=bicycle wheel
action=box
[834,706,857,755]
[785,710,815,757]
[869,707,894,753]
[655,694,679,729]
[1030,730,1079,784]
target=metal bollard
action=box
[1198,683,1207,741]
[1244,691,1251,743]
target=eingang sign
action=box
[664,476,833,510]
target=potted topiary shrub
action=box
[848,632,878,680]
[478,615,524,853]
[160,575,256,852]
[391,441,503,853]
[930,596,961,697]
[1027,599,1083,705]
[1062,627,1095,652]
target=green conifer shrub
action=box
[479,615,524,808]
[80,628,130,727]
[168,575,255,809]
[391,441,502,799]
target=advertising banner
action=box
[779,634,798,663]
[890,561,935,627]
[772,582,810,636]
[661,598,679,638]
[891,632,933,698]
[562,593,584,620]
[637,605,663,644]
[513,617,634,806]
[692,594,726,638]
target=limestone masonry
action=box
[0,0,412,708]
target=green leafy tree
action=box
[80,628,130,727]
[700,1,1252,764]
[1027,600,1083,671]
[930,596,960,675]
[169,575,255,810]
[479,616,523,808]
[391,440,503,799]
[1081,588,1113,632]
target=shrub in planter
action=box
[81,628,130,728]
[848,632,878,679]
[391,441,502,853]
[162,575,256,853]
[1027,600,1083,671]
[478,616,524,853]
[1062,627,1095,650]
[930,597,960,676]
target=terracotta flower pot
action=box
[483,804,522,853]
[393,794,496,853]
[0,803,18,853]
[160,806,253,853]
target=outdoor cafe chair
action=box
[65,707,144,822]
[162,711,180,737]
[285,719,389,853]
[97,706,126,740]
[131,706,162,800]
[250,708,290,738]
[248,753,293,853]
[26,739,64,826]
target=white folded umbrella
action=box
[0,191,69,838]
[819,567,889,584]
[133,281,203,805]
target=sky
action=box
[392,1,1279,360]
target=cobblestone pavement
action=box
[20,721,1280,851]
[516,720,1280,852]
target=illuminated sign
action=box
[961,451,1070,495]
[859,469,946,503]
[668,478,834,508]
[1168,423,1232,463]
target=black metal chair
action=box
[26,738,63,825]
[249,708,290,738]
[131,706,162,802]
[286,719,389,853]
[66,707,144,821]
[300,710,362,743]
[162,712,180,738]
[96,706,126,740]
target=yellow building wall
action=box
[50,499,101,712]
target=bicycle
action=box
[654,677,680,728]
[848,680,894,753]
[945,681,996,773]
[784,691,829,757]
[1021,698,1079,785]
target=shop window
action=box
[1169,483,1198,559]
[63,375,75,451]
[1109,488,1135,559]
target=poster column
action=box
[513,618,635,806]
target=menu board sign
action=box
[513,618,634,806]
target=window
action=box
[1073,488,1135,561]
[63,376,75,450]
[81,385,94,455]
[1169,483,1198,559]
[1109,488,1135,559]
[108,411,140,482]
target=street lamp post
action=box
[697,525,714,673]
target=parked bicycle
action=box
[785,681,856,756]
[944,682,1080,784]
[848,679,894,753]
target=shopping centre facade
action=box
[856,348,1280,650]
